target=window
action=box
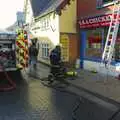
[39,18,50,31]
[97,0,114,8]
[85,26,120,62]
[46,19,49,28]
[103,0,113,4]
[85,28,104,59]
[42,43,49,58]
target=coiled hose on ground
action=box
[0,57,16,91]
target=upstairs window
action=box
[103,0,114,4]
[97,0,114,8]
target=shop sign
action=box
[79,14,120,28]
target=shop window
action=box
[42,43,49,58]
[85,28,104,59]
[86,27,120,62]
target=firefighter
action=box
[48,45,62,83]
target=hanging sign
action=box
[79,14,120,28]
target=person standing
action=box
[48,45,62,84]
[29,41,39,69]
[49,45,61,65]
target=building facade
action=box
[77,0,120,76]
[59,0,78,64]
[24,0,78,65]
[7,11,25,31]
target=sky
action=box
[0,0,24,29]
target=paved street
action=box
[0,78,117,120]
[0,76,78,120]
[0,64,120,120]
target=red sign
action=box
[79,14,120,28]
[88,36,102,43]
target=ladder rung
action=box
[114,9,119,13]
[101,0,120,67]
[105,48,109,51]
[107,41,112,45]
[105,49,110,52]
[111,21,117,25]
[112,19,119,23]
[109,33,113,36]
[104,50,109,53]
[109,30,114,33]
[109,33,113,37]
[111,25,115,28]
[108,36,113,40]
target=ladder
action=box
[102,0,120,68]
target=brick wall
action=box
[77,0,113,18]
[69,33,79,64]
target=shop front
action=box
[79,14,120,76]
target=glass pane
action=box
[85,28,103,58]
[103,0,113,3]
[42,48,44,57]
[96,0,103,7]
[47,48,49,57]
[45,48,47,57]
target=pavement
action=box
[28,62,120,104]
[67,69,120,103]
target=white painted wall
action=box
[84,60,120,77]
[25,0,34,24]
[31,13,60,47]
[59,0,77,33]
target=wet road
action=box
[0,73,78,120]
[0,67,120,120]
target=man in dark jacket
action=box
[50,45,61,65]
[29,42,39,68]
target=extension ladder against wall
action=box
[102,0,120,68]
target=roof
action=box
[30,0,71,18]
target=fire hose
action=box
[0,53,16,91]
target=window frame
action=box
[85,28,104,59]
[41,43,49,58]
[84,27,120,63]
[96,0,115,9]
